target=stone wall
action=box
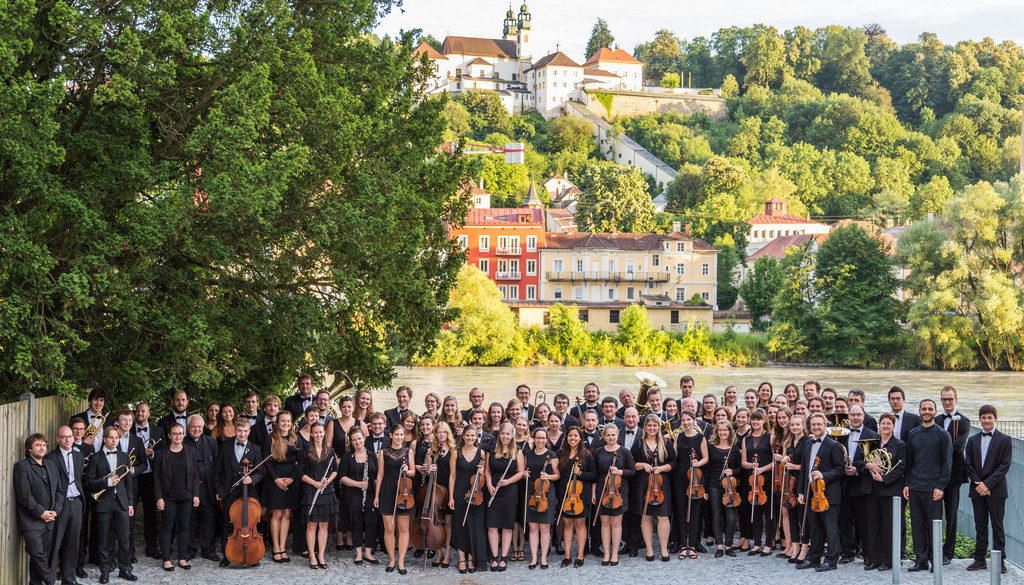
[582,89,728,122]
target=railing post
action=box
[933,518,943,585]
[893,496,901,585]
[20,391,35,436]
[991,551,1002,585]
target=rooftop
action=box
[414,42,445,61]
[746,234,821,261]
[583,47,643,67]
[544,231,718,251]
[441,36,518,60]
[748,212,830,226]
[527,51,581,72]
[465,207,545,226]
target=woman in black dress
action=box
[153,423,198,571]
[264,411,300,563]
[374,425,415,574]
[484,422,524,571]
[556,426,596,567]
[339,431,379,565]
[632,414,675,561]
[732,407,752,551]
[412,416,435,560]
[448,424,487,574]
[674,409,709,560]
[593,423,634,566]
[512,414,530,560]
[332,395,367,550]
[781,414,809,562]
[429,421,456,567]
[741,408,775,555]
[524,427,560,569]
[300,422,338,570]
[707,419,741,557]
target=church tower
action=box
[516,4,532,60]
[502,7,517,41]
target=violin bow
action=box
[555,453,578,526]
[750,454,759,523]
[641,444,655,520]
[592,450,617,527]
[686,448,696,523]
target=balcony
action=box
[495,246,522,256]
[495,271,522,281]
[545,271,670,283]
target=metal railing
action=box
[495,271,521,280]
[494,247,521,256]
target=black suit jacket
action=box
[84,449,134,512]
[857,436,906,497]
[799,436,846,504]
[70,410,113,429]
[863,413,878,433]
[965,430,1012,499]
[153,446,199,501]
[570,402,599,421]
[132,422,166,475]
[936,412,971,484]
[384,407,414,429]
[844,427,880,495]
[117,433,146,477]
[250,415,275,452]
[157,412,191,437]
[894,411,922,443]
[45,448,85,501]
[214,441,264,501]
[13,456,64,532]
[185,435,219,502]
[284,393,314,422]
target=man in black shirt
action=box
[903,399,951,572]
[185,415,219,562]
[935,385,970,564]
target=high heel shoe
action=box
[458,560,467,574]
[397,567,407,575]
[386,563,396,573]
[498,556,507,572]
[431,558,442,567]
[574,558,584,568]
[561,558,571,567]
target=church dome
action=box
[519,3,529,13]
[506,8,515,18]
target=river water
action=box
[381,366,1024,421]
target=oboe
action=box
[361,458,369,509]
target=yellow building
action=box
[521,225,720,332]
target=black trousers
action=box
[750,501,776,547]
[866,495,894,565]
[841,493,870,558]
[160,498,194,562]
[96,508,132,573]
[50,496,83,581]
[134,472,159,554]
[788,502,808,545]
[188,486,217,557]
[707,488,737,547]
[806,506,840,566]
[971,496,1006,562]
[909,489,942,563]
[351,508,380,549]
[941,481,963,559]
[622,511,642,552]
[23,526,55,585]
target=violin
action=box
[810,456,828,513]
[528,455,552,513]
[749,454,767,506]
[465,461,484,506]
[720,445,741,508]
[644,447,664,507]
[561,456,585,517]
[687,451,705,499]
[772,443,785,493]
[600,451,624,510]
[786,472,799,508]
[396,463,415,511]
[225,459,265,567]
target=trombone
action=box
[92,455,136,501]
[530,391,547,424]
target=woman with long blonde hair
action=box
[485,422,524,571]
[264,411,300,563]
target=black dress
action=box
[435,448,453,517]
[556,449,597,519]
[451,449,488,561]
[594,446,636,516]
[378,446,415,516]
[485,450,519,530]
[339,450,378,548]
[630,439,676,517]
[300,450,339,523]
[524,448,557,524]
[263,442,301,510]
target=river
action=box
[381,366,1024,421]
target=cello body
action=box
[225,459,265,566]
[412,451,448,551]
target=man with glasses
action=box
[47,427,85,585]
[69,417,95,576]
[462,388,485,423]
[935,386,971,564]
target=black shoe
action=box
[366,557,380,565]
[646,554,655,562]
[864,562,880,571]
[117,571,138,582]
[942,555,952,566]
[162,565,174,572]
[600,560,610,567]
[815,563,836,572]
[796,561,819,570]
[414,549,424,558]
[724,548,736,557]
[661,555,670,562]
[561,558,571,567]
[877,564,892,571]
[839,555,854,564]
[610,560,619,566]
[574,559,584,568]
[695,543,708,553]
[1002,563,1008,574]
[908,561,929,572]
[540,563,548,569]
[386,563,395,573]
[218,558,231,568]
[427,550,436,559]
[628,550,638,558]
[398,568,407,575]
[788,557,802,564]
[75,570,88,579]
[204,553,221,562]
[432,558,441,567]
[98,573,109,585]
[714,549,724,558]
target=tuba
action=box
[634,371,666,419]
[325,370,356,419]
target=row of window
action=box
[551,258,710,276]
[479,259,536,274]
[547,286,710,303]
[459,235,537,252]
[543,309,687,326]
[753,228,808,240]
[497,284,536,300]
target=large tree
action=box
[739,256,785,330]
[0,0,470,404]
[576,163,655,233]
[585,19,616,60]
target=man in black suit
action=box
[796,413,845,572]
[15,433,64,585]
[965,404,1012,574]
[935,385,970,564]
[239,390,261,427]
[579,410,606,452]
[184,414,220,562]
[551,393,580,430]
[839,405,880,564]
[569,383,600,420]
[250,395,280,453]
[111,410,145,563]
[215,418,264,567]
[615,388,636,419]
[600,396,626,433]
[69,417,95,577]
[903,399,952,573]
[384,385,414,429]
[461,387,485,423]
[71,386,113,450]
[46,427,85,585]
[515,384,535,422]
[156,390,191,437]
[131,402,165,559]
[84,426,136,583]
[847,389,877,432]
[284,372,316,421]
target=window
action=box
[609,310,620,324]
[663,242,670,251]
[677,242,685,251]
[543,311,550,325]
[578,310,589,323]
[478,259,489,274]
[671,310,679,324]
[607,259,615,272]
[526,285,536,300]
[553,258,564,273]
[509,259,519,274]
[509,236,520,251]
[573,286,584,300]
[675,287,686,301]
[497,259,509,273]
[498,285,507,298]
[607,288,615,300]
[526,235,537,251]
[651,255,660,267]
[575,260,584,272]
[526,259,536,275]
[625,260,636,276]
[457,235,468,250]
[676,263,685,276]
[701,291,711,302]
[626,286,635,300]
[497,235,508,250]
[509,285,519,300]
[702,263,711,276]
[479,235,489,251]
[553,286,563,300]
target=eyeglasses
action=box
[57,435,73,439]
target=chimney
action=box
[684,223,691,236]
[480,176,484,191]
[556,43,560,54]
[672,221,681,233]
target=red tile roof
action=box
[544,231,718,251]
[527,51,581,71]
[414,41,445,61]
[465,208,545,226]
[441,36,518,60]
[583,68,620,78]
[748,212,829,226]
[583,47,643,66]
[746,234,817,261]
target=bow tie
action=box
[812,439,822,444]
[105,450,117,456]
[137,427,148,434]
[850,428,861,433]
[981,432,993,437]
[625,430,635,435]
[236,442,246,448]
[175,414,186,419]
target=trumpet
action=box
[92,455,136,501]
[83,414,106,442]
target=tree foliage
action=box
[575,163,656,233]
[739,256,784,330]
[586,19,616,60]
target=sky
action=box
[377,0,1024,62]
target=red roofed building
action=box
[583,47,644,91]
[746,198,831,256]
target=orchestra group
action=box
[12,372,1014,584]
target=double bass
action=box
[411,449,448,563]
[225,459,265,567]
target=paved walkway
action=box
[81,549,1024,585]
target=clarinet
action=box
[361,458,369,509]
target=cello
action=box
[225,459,265,567]
[411,449,448,565]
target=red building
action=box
[450,184,546,301]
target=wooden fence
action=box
[1,394,85,585]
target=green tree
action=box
[720,74,740,97]
[585,19,615,60]
[436,265,527,365]
[739,256,785,330]
[767,244,817,360]
[546,116,597,156]
[660,72,681,88]
[0,0,470,403]
[576,164,656,233]
[742,27,787,89]
[635,29,686,82]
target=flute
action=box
[308,455,335,515]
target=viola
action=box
[749,454,767,506]
[528,454,552,513]
[561,457,585,517]
[396,463,415,511]
[225,459,265,567]
[810,456,829,513]
[600,451,624,510]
